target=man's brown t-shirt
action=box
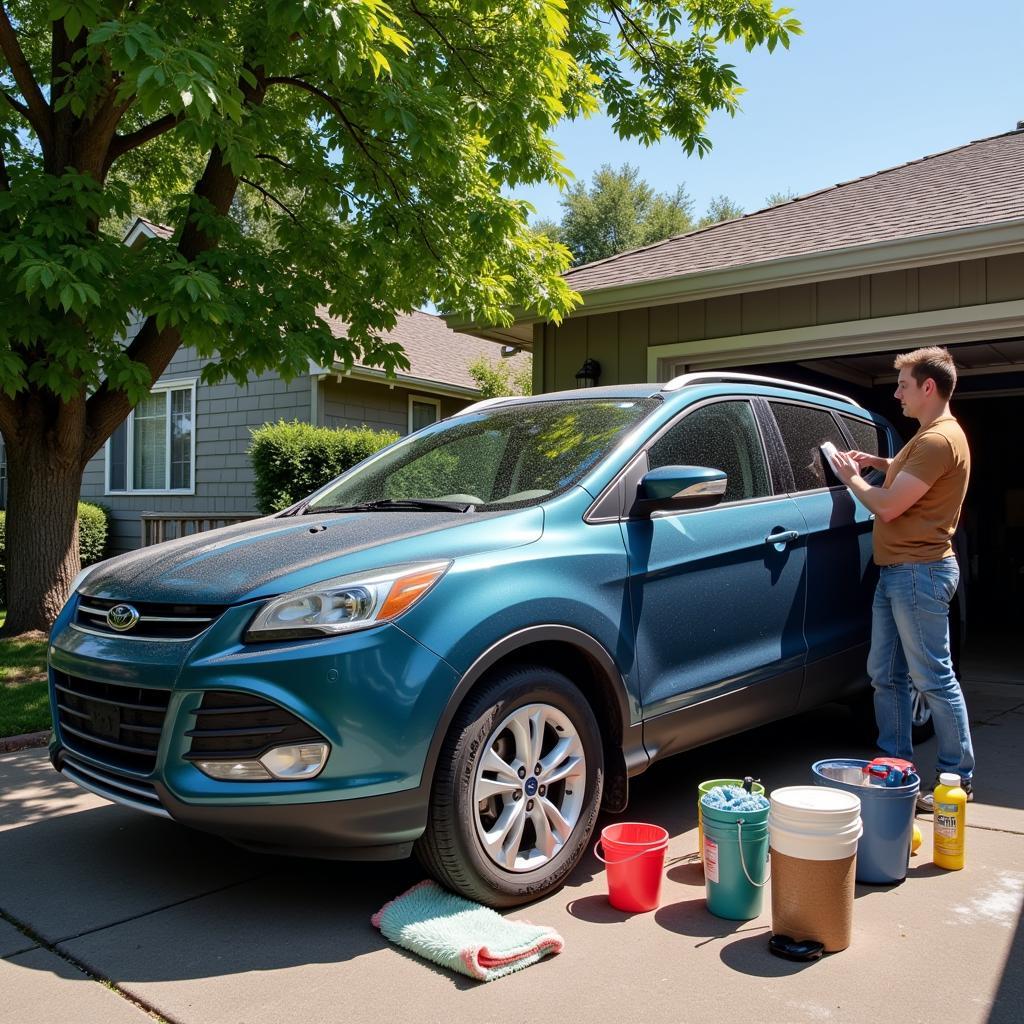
[873,415,970,566]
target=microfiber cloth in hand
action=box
[371,880,564,981]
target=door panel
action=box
[768,401,877,705]
[625,498,808,722]
[626,399,808,750]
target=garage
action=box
[456,125,1024,651]
[697,344,1024,652]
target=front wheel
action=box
[415,665,604,907]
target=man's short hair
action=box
[894,346,957,400]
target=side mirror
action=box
[630,465,728,517]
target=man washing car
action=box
[828,346,974,812]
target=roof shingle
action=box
[564,129,1024,294]
[318,308,527,391]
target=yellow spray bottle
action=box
[933,772,966,870]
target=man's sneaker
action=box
[916,776,974,813]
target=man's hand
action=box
[828,449,862,485]
[846,450,889,472]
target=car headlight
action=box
[244,561,450,641]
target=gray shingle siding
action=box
[75,353,473,554]
[79,343,313,553]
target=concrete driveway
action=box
[2,640,1022,1024]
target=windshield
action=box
[305,398,660,512]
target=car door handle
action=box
[766,529,800,545]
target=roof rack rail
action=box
[448,395,523,418]
[661,371,861,408]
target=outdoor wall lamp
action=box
[575,358,601,387]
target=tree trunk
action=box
[1,435,82,636]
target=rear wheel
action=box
[847,686,936,745]
[910,689,935,744]
[416,665,604,907]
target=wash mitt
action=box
[371,879,564,981]
[703,785,771,812]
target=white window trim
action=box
[105,378,198,495]
[408,394,441,433]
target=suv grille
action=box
[75,596,226,640]
[185,690,324,761]
[60,751,167,815]
[54,672,170,774]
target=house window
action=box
[107,380,196,493]
[408,395,441,433]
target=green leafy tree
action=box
[764,188,796,207]
[558,163,695,265]
[468,355,533,399]
[698,193,745,227]
[0,1,800,633]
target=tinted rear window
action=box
[770,401,847,492]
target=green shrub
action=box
[77,502,109,567]
[249,420,399,514]
[0,501,109,607]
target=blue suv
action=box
[49,372,895,906]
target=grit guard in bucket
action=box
[593,822,669,912]
[811,758,920,884]
[697,778,765,864]
[768,786,862,952]
[700,796,770,920]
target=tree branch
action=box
[407,1,491,96]
[106,112,184,169]
[0,3,52,151]
[239,176,300,223]
[263,75,405,203]
[2,89,30,120]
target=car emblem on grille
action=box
[106,604,140,631]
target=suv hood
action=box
[80,508,545,605]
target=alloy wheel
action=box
[472,702,587,872]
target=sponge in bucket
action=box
[703,785,770,812]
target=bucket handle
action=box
[736,819,771,889]
[593,838,669,866]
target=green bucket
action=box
[700,795,770,920]
[697,778,766,864]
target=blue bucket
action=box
[811,759,919,884]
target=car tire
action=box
[415,664,604,908]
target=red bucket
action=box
[594,822,669,912]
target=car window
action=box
[306,398,660,511]
[648,400,770,502]
[841,414,888,485]
[770,401,847,492]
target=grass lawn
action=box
[0,610,52,737]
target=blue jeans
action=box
[867,558,975,781]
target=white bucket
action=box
[768,786,863,861]
[769,785,864,952]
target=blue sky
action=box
[514,0,1024,224]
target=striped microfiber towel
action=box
[371,880,564,981]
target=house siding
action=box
[536,253,1024,390]
[77,358,475,554]
[321,376,468,432]
[80,344,312,553]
